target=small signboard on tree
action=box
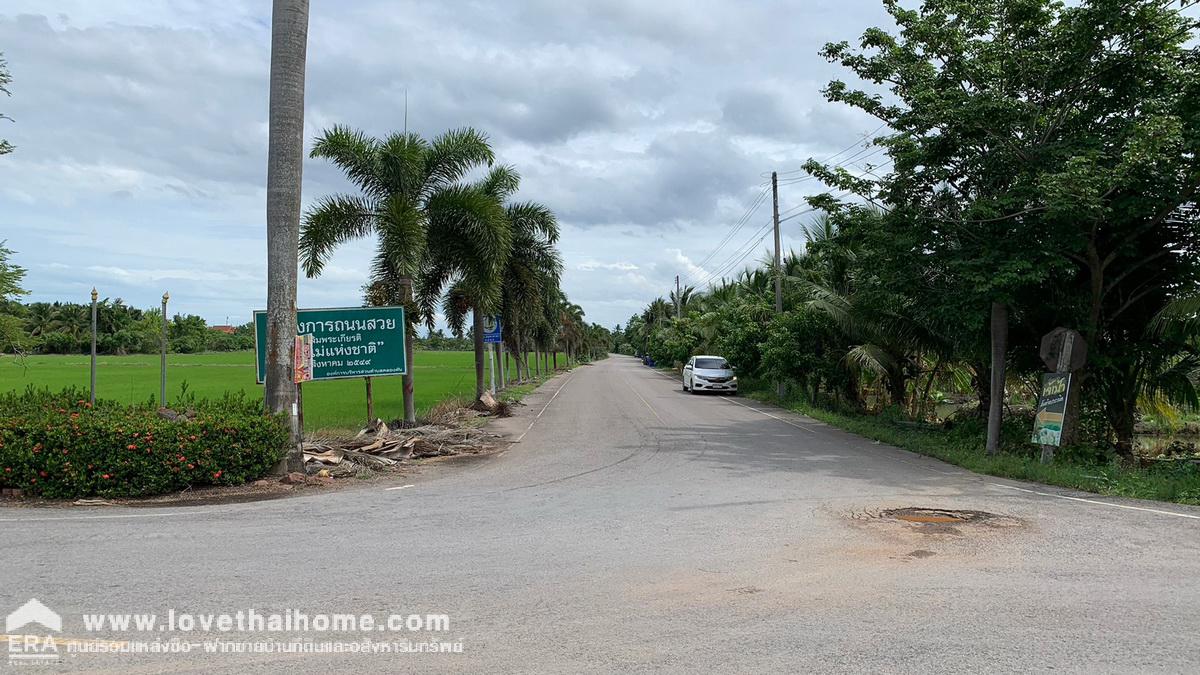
[1032,372,1071,446]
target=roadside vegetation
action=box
[618,0,1200,503]
[0,387,287,498]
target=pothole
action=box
[846,507,1022,530]
[883,507,995,524]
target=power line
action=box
[688,220,775,287]
[775,122,888,176]
[683,124,891,288]
[688,185,771,273]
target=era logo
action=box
[6,599,61,663]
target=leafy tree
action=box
[169,314,209,353]
[0,241,25,302]
[807,0,1200,455]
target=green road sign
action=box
[254,306,406,383]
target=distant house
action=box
[210,325,236,335]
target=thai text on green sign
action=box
[254,306,406,383]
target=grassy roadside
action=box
[742,386,1200,507]
[0,350,543,432]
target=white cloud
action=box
[0,0,893,327]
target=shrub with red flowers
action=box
[0,387,287,498]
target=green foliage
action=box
[0,241,26,302]
[168,314,210,353]
[0,387,287,498]
[760,310,842,403]
[708,302,769,374]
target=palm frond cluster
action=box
[300,125,612,418]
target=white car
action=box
[682,355,738,394]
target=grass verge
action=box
[744,387,1200,507]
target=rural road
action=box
[3,355,1200,673]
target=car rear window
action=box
[695,358,730,369]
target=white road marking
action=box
[515,373,575,443]
[718,395,820,433]
[384,484,415,491]
[989,482,1200,520]
[629,383,664,423]
[0,509,221,523]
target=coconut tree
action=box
[300,125,495,422]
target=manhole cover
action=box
[882,508,991,524]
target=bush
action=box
[0,387,287,498]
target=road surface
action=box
[3,355,1199,673]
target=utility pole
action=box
[772,171,784,399]
[675,275,681,319]
[772,171,782,313]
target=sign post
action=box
[1034,328,1087,463]
[255,307,407,430]
[482,316,502,395]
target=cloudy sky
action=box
[0,0,890,331]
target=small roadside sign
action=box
[1032,373,1071,446]
[483,315,503,344]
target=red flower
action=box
[101,474,111,479]
[186,463,194,470]
[38,471,47,478]
[127,444,138,450]
[213,470,223,479]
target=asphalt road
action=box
[3,355,1200,673]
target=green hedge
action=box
[0,387,287,498]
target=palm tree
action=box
[497,202,561,381]
[25,303,55,337]
[265,0,308,470]
[418,165,516,402]
[300,125,495,422]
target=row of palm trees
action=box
[299,125,601,423]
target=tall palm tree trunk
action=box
[265,0,308,474]
[472,306,486,402]
[400,277,416,424]
[534,348,541,377]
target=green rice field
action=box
[0,350,495,431]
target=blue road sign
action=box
[483,315,503,343]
